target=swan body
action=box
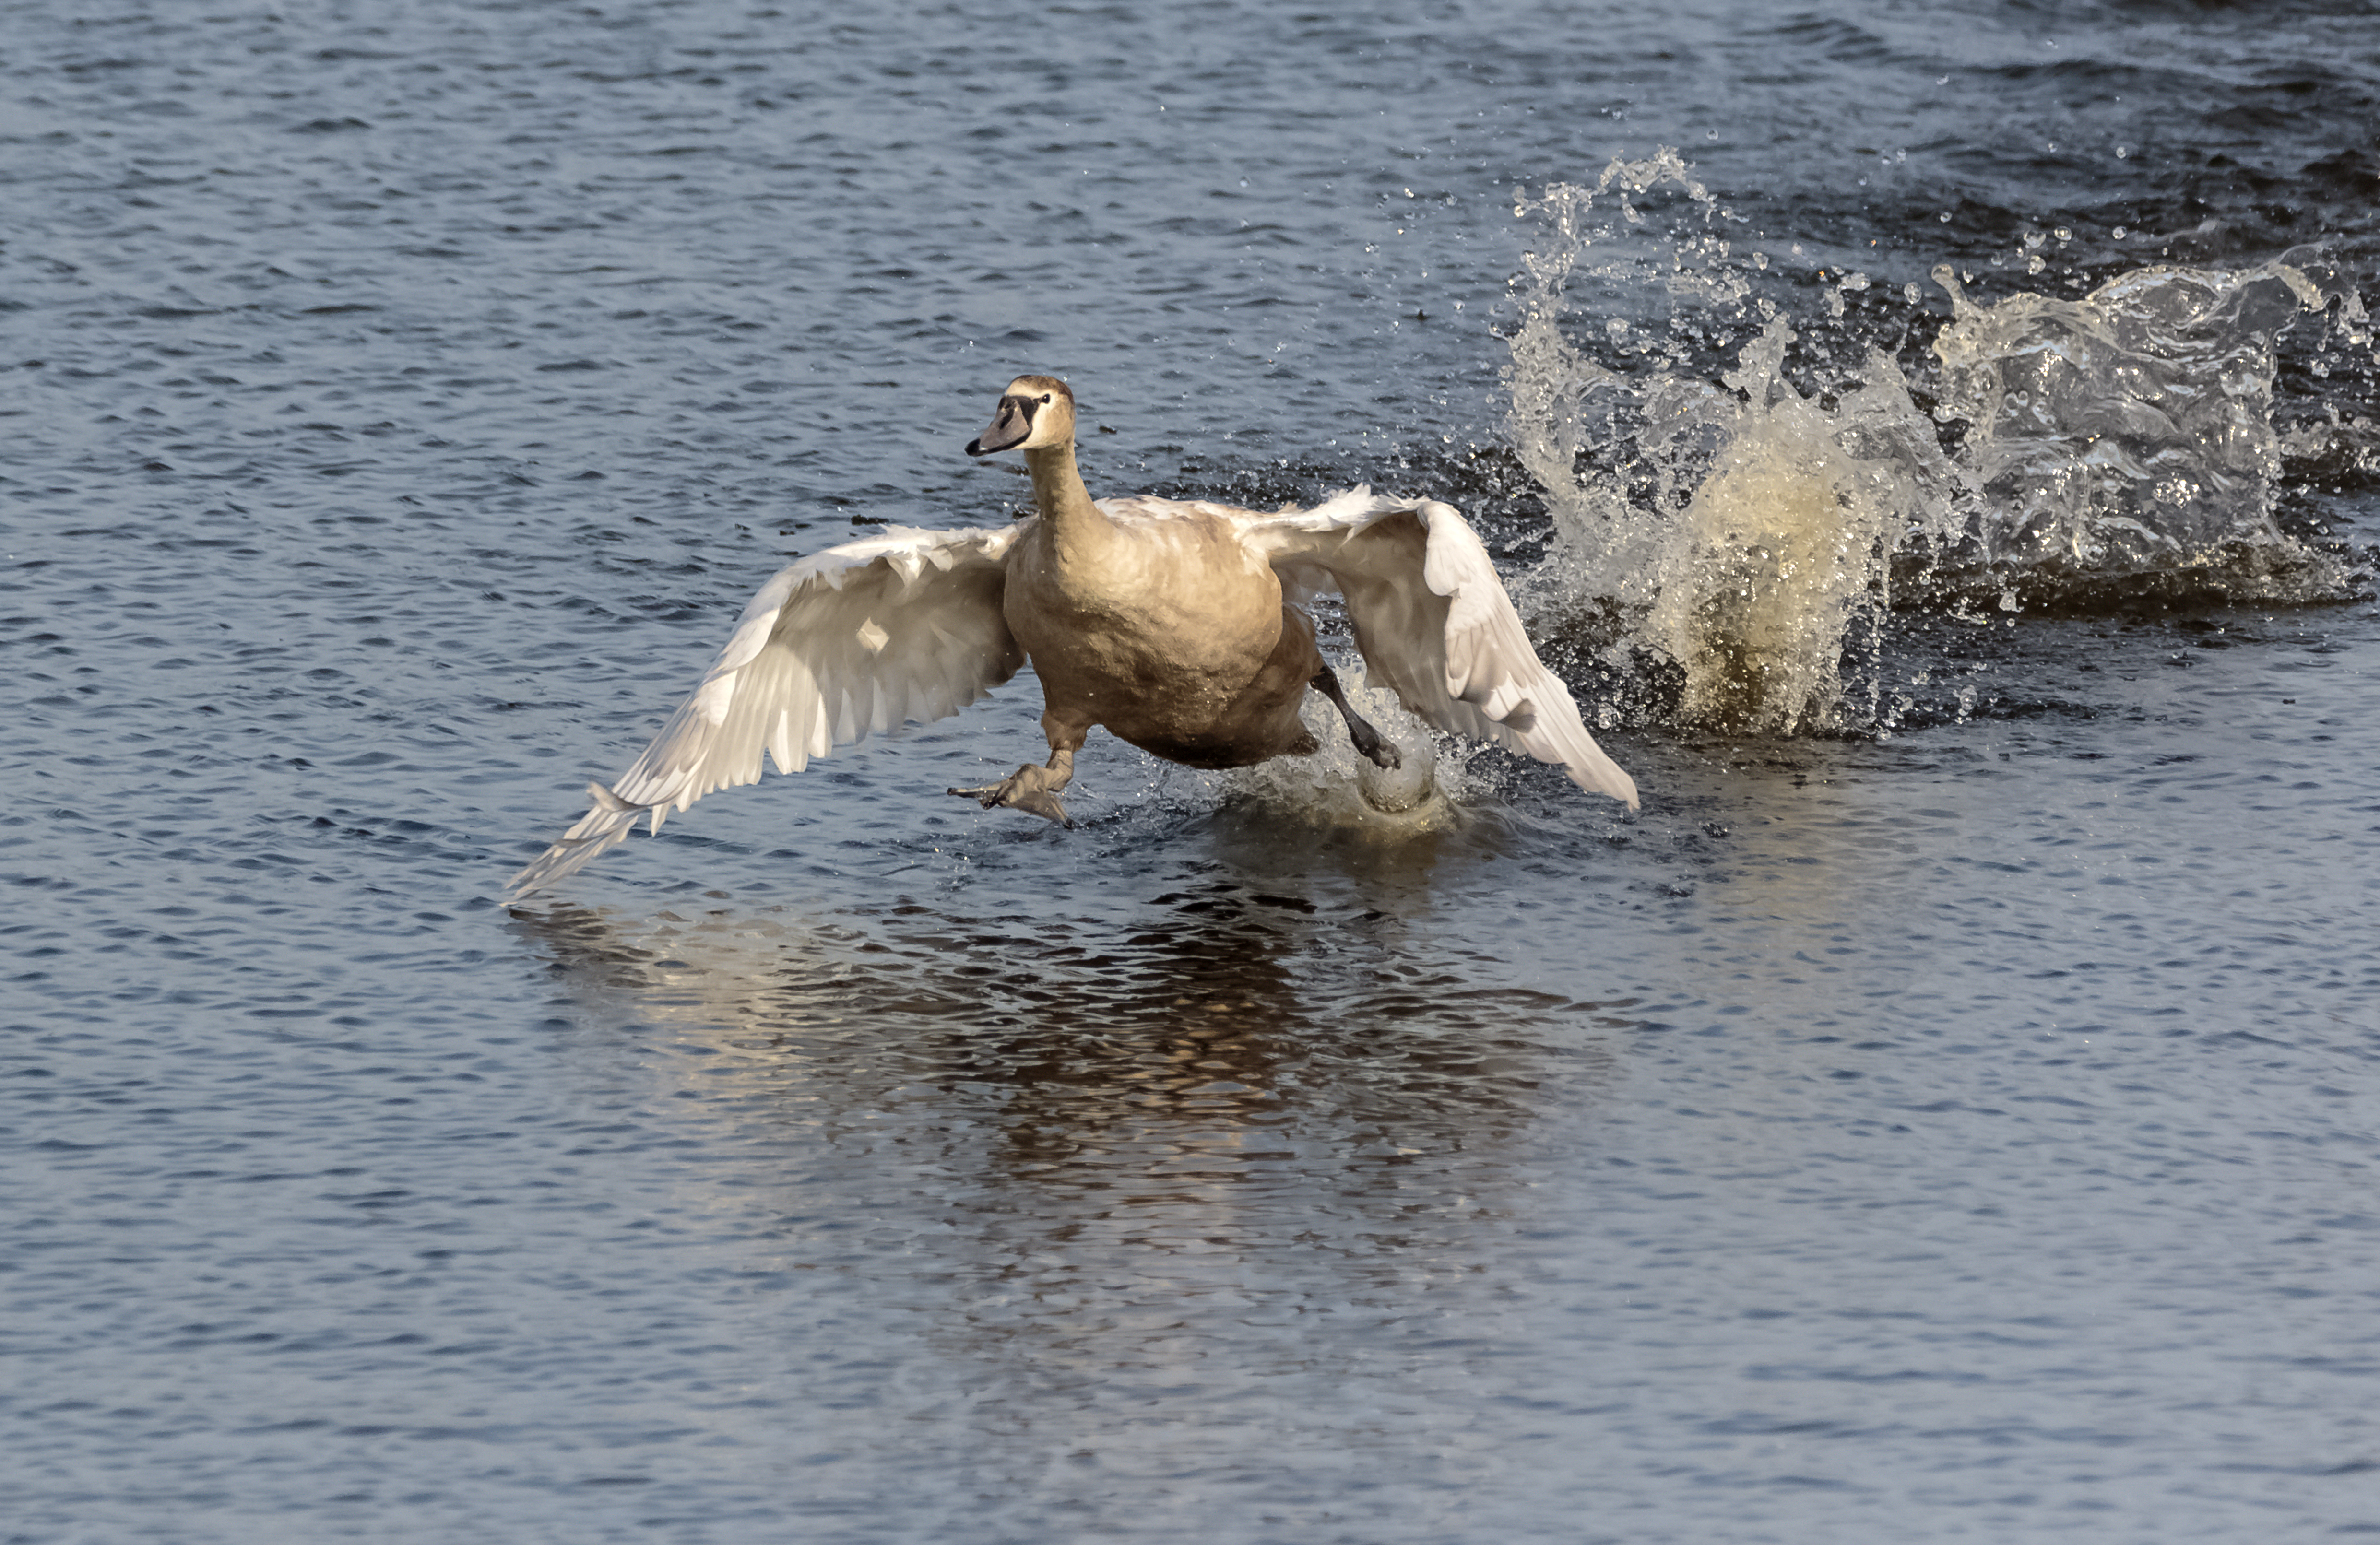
[505,376,1637,897]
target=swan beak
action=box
[965,394,1035,457]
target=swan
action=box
[505,376,1638,897]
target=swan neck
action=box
[1024,438,1104,535]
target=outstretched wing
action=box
[508,522,1028,897]
[1238,488,1638,810]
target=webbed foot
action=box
[1312,661,1400,771]
[948,765,1075,827]
[1347,718,1401,771]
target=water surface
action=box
[5,2,2378,1541]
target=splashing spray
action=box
[1505,152,2371,737]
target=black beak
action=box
[965,394,1037,457]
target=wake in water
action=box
[1505,150,2376,736]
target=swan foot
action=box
[948,764,1075,828]
[1311,663,1400,770]
[1346,718,1401,771]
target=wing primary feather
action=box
[506,523,1023,898]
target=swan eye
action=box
[1039,393,1053,404]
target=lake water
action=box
[5,2,2378,1541]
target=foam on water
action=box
[1505,150,2376,735]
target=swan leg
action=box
[1311,664,1400,771]
[947,713,1084,827]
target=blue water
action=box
[6,2,2378,1541]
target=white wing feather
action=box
[1240,488,1639,809]
[507,522,1027,896]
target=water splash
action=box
[1505,150,2372,737]
[1219,668,1469,833]
[1925,253,2369,578]
[1639,318,1962,732]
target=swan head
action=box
[965,375,1076,457]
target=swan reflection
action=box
[511,884,1643,1512]
[515,880,1632,1204]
